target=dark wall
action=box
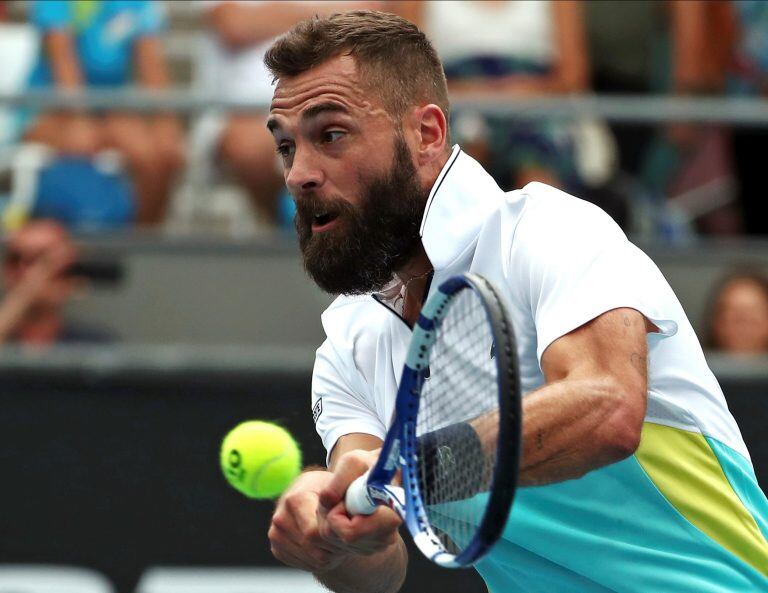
[0,368,764,593]
[0,369,485,593]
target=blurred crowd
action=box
[0,0,767,357]
[0,1,768,236]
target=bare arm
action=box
[45,29,83,89]
[269,433,407,593]
[520,307,652,486]
[134,36,172,89]
[207,1,384,50]
[449,0,589,97]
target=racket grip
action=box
[345,473,377,515]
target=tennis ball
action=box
[220,421,302,499]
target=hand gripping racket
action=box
[344,273,521,567]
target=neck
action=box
[396,243,432,285]
[397,244,433,326]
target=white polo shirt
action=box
[311,145,747,463]
[310,147,768,590]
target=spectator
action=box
[405,0,590,191]
[201,1,385,228]
[642,0,741,236]
[0,219,111,345]
[22,0,184,226]
[704,269,768,356]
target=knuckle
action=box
[270,544,283,561]
[283,494,301,512]
[267,525,280,543]
[284,491,311,512]
[305,526,322,544]
[338,529,355,545]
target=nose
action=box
[285,146,324,194]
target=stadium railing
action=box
[3,91,768,125]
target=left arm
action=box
[519,307,654,486]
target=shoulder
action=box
[515,182,624,237]
[319,294,395,370]
[320,294,391,337]
[504,182,627,264]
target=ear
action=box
[412,104,448,166]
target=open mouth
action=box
[311,210,340,232]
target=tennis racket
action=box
[344,273,521,568]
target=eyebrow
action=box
[266,101,350,133]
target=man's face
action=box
[268,55,428,294]
[2,221,77,310]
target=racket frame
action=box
[348,273,521,568]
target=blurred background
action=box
[0,1,767,592]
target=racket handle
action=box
[345,473,377,515]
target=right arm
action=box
[269,433,408,593]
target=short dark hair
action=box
[264,10,449,121]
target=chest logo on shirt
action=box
[312,398,323,424]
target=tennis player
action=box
[265,11,768,593]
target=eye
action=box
[322,130,345,144]
[276,142,294,158]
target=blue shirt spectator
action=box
[29,0,166,88]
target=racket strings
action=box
[415,287,502,556]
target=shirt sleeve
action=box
[30,0,71,30]
[135,0,166,36]
[511,184,678,363]
[312,338,387,466]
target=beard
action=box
[294,136,427,295]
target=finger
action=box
[270,540,319,572]
[273,499,341,555]
[331,504,401,541]
[325,503,401,553]
[269,523,337,570]
[350,507,402,542]
[319,451,376,511]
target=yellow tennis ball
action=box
[220,421,302,499]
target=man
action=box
[0,219,109,345]
[265,11,768,593]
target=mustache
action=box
[294,193,357,225]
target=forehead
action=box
[269,54,388,122]
[724,278,768,299]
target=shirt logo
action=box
[312,398,323,424]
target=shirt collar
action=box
[372,145,504,315]
[420,145,506,271]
